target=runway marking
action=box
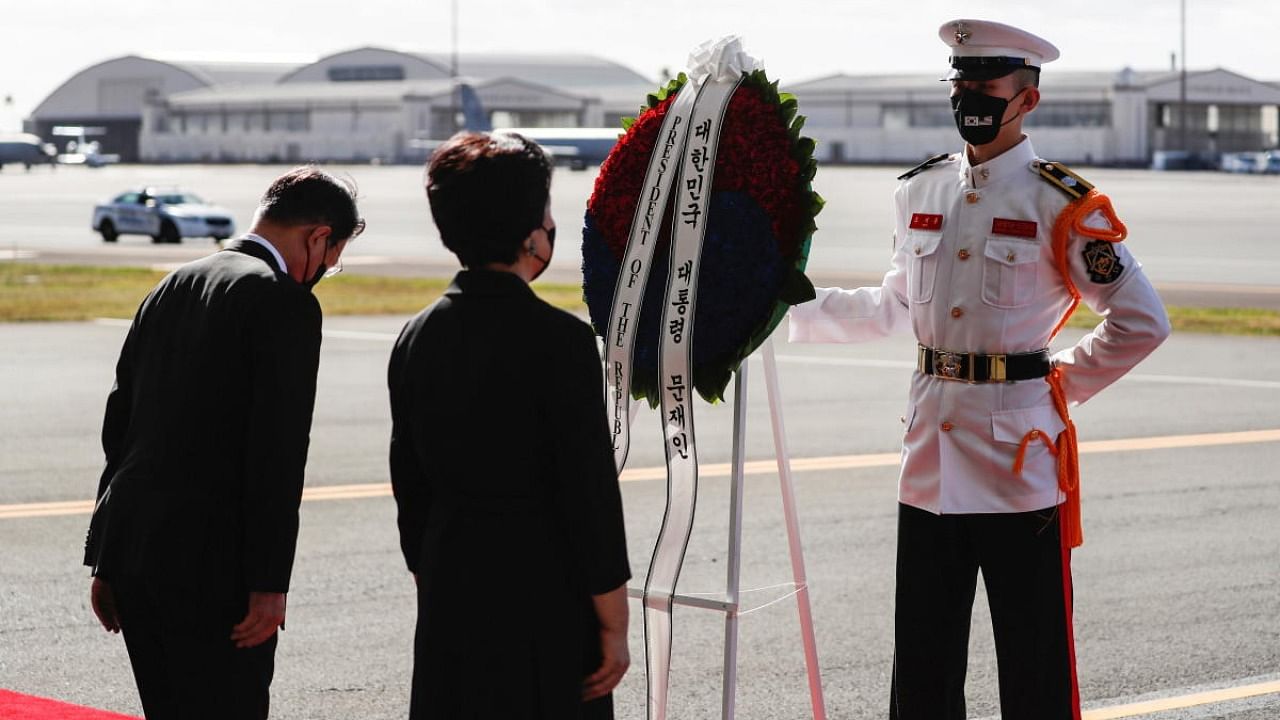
[1082,678,1280,718]
[1155,280,1280,296]
[3,428,1277,521]
[92,318,132,328]
[88,321,1280,392]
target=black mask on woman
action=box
[528,224,555,282]
[950,87,1027,146]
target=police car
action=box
[92,188,235,244]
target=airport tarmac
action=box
[1,315,1278,719]
[1,163,1279,309]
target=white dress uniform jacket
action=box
[789,138,1170,515]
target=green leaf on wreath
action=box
[694,361,735,404]
[777,268,817,306]
[809,191,826,216]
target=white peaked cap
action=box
[939,18,1060,80]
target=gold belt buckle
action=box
[934,350,962,380]
[990,354,1008,382]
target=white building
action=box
[28,56,302,162]
[29,50,1280,166]
[28,47,655,164]
[788,67,1280,165]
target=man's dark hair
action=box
[258,166,361,246]
[426,131,552,267]
[1012,67,1040,90]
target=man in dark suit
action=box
[84,166,363,720]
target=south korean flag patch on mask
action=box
[1082,240,1124,284]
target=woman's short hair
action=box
[426,131,552,267]
[258,166,362,246]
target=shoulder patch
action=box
[1035,160,1095,200]
[897,153,953,181]
[1082,240,1124,284]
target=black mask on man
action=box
[950,87,1027,146]
[303,263,328,291]
[302,238,329,291]
[528,224,555,282]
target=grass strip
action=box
[2,263,1278,336]
[0,263,584,322]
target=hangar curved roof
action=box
[31,55,301,119]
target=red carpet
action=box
[0,690,141,719]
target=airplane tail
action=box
[458,84,492,132]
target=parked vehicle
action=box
[0,133,56,170]
[92,188,235,244]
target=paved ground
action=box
[2,163,1279,309]
[1,315,1278,719]
[2,161,1278,717]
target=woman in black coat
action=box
[389,131,631,719]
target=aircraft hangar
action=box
[781,67,1280,165]
[27,47,655,164]
[27,48,1280,165]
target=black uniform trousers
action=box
[890,503,1078,720]
[111,575,276,720]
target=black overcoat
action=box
[388,269,631,719]
[84,239,321,597]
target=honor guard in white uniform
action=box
[788,18,1171,720]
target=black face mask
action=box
[528,224,555,282]
[303,263,327,291]
[950,87,1027,146]
[301,238,328,291]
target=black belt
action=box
[917,345,1051,383]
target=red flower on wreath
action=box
[588,83,805,260]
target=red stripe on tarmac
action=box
[0,690,140,720]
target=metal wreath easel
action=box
[627,336,827,720]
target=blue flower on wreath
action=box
[582,191,786,402]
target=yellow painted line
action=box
[303,484,392,501]
[1083,678,1280,719]
[1080,428,1280,453]
[617,452,903,482]
[0,500,94,519]
[3,429,1277,521]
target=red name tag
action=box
[909,213,943,231]
[991,218,1038,238]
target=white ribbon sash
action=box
[604,83,703,473]
[643,75,742,720]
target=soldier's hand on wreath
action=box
[90,577,121,633]
[230,591,287,649]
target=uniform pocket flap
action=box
[991,405,1065,444]
[984,238,1041,266]
[905,231,943,258]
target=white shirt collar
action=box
[243,233,288,274]
[958,136,1037,189]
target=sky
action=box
[2,0,1278,132]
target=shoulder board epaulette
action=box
[1036,160,1095,200]
[897,153,953,181]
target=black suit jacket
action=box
[85,239,322,594]
[388,269,630,718]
